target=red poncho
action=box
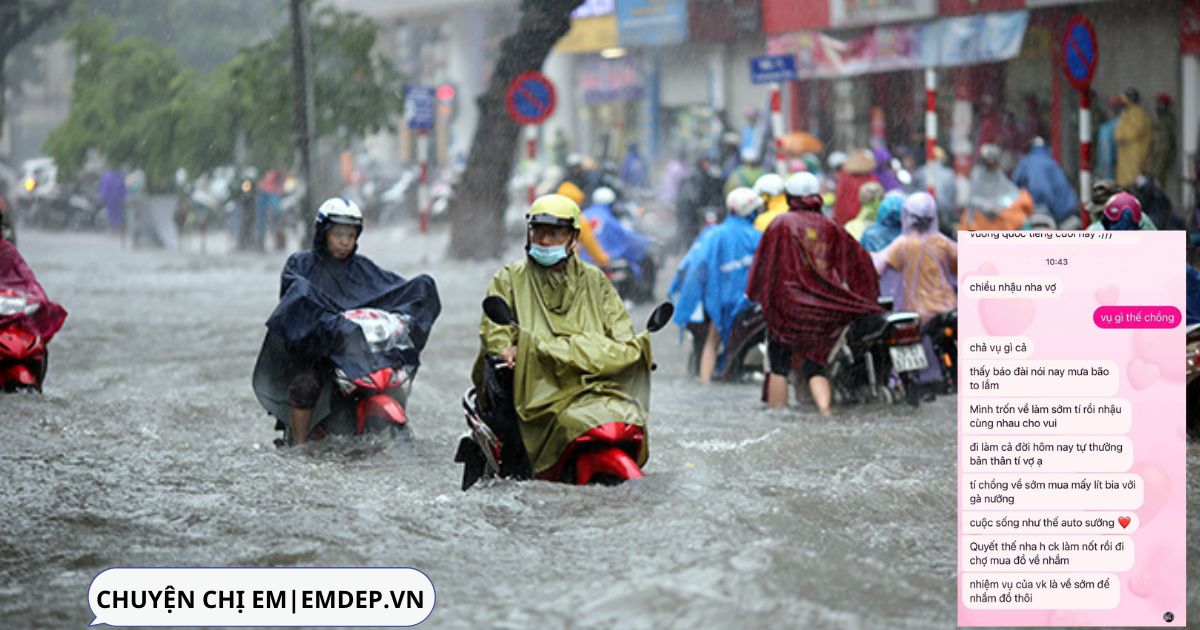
[0,240,67,341]
[746,201,881,365]
[833,172,879,226]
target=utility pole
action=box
[290,0,317,245]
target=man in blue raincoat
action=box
[1011,137,1080,228]
[579,186,652,276]
[672,187,763,382]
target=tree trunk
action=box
[448,0,582,260]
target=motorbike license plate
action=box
[889,344,928,372]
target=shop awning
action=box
[765,11,1029,80]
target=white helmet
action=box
[725,187,764,217]
[753,173,785,197]
[315,197,364,228]
[592,186,616,206]
[740,147,760,164]
[827,151,847,171]
[784,172,820,197]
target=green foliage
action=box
[45,5,403,191]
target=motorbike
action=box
[685,304,767,382]
[253,307,417,446]
[455,296,674,489]
[1187,323,1200,440]
[925,308,958,394]
[596,198,661,305]
[0,289,48,391]
[824,297,927,406]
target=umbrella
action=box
[781,131,825,156]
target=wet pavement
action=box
[1,226,1196,629]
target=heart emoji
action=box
[1127,358,1161,390]
[1118,516,1131,529]
[1094,284,1119,305]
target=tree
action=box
[44,5,403,192]
[0,0,74,146]
[449,0,583,259]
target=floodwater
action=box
[1,227,1196,629]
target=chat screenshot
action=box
[958,231,1187,627]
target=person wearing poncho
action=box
[474,194,654,478]
[0,239,68,385]
[671,187,763,382]
[746,172,881,414]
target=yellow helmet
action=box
[527,194,581,230]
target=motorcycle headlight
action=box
[23,177,36,192]
[389,367,409,387]
[333,368,355,395]
[0,295,29,317]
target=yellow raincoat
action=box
[473,256,653,475]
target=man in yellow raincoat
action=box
[472,194,654,480]
[1115,88,1151,188]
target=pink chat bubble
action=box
[962,398,1132,435]
[963,535,1133,573]
[963,512,1138,534]
[962,573,1120,610]
[962,473,1143,510]
[1093,306,1181,329]
[964,437,1132,472]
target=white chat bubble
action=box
[962,535,1133,572]
[962,360,1119,397]
[962,573,1120,609]
[961,398,1132,435]
[962,473,1143,510]
[961,336,1034,359]
[88,567,435,627]
[963,436,1132,472]
[963,511,1138,535]
[963,276,1063,299]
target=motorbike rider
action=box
[672,187,763,383]
[962,143,1033,231]
[746,172,881,415]
[1086,179,1156,231]
[844,181,884,240]
[0,179,16,244]
[1097,192,1145,231]
[579,186,652,279]
[752,173,787,231]
[264,197,441,445]
[474,194,654,478]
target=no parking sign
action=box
[505,71,556,126]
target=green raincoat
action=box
[473,256,653,476]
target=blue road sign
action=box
[506,72,556,125]
[1062,15,1098,90]
[749,54,798,85]
[405,85,436,131]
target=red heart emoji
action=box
[1118,516,1131,529]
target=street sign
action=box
[404,85,436,131]
[749,54,798,85]
[505,71,556,126]
[1062,14,1098,91]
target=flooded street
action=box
[1,227,1196,629]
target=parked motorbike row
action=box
[14,159,106,232]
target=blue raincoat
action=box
[860,194,904,253]
[1011,144,1080,224]
[580,202,653,274]
[670,214,761,368]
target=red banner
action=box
[1183,0,1200,54]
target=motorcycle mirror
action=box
[482,295,516,326]
[646,302,675,333]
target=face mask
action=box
[529,243,569,266]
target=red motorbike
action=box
[0,288,47,391]
[455,296,672,489]
[253,307,415,444]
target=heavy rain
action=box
[0,0,1197,628]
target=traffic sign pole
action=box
[770,83,785,174]
[925,67,937,198]
[1079,90,1092,228]
[526,125,537,206]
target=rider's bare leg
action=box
[289,406,311,444]
[699,322,720,383]
[808,376,832,416]
[766,373,789,408]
